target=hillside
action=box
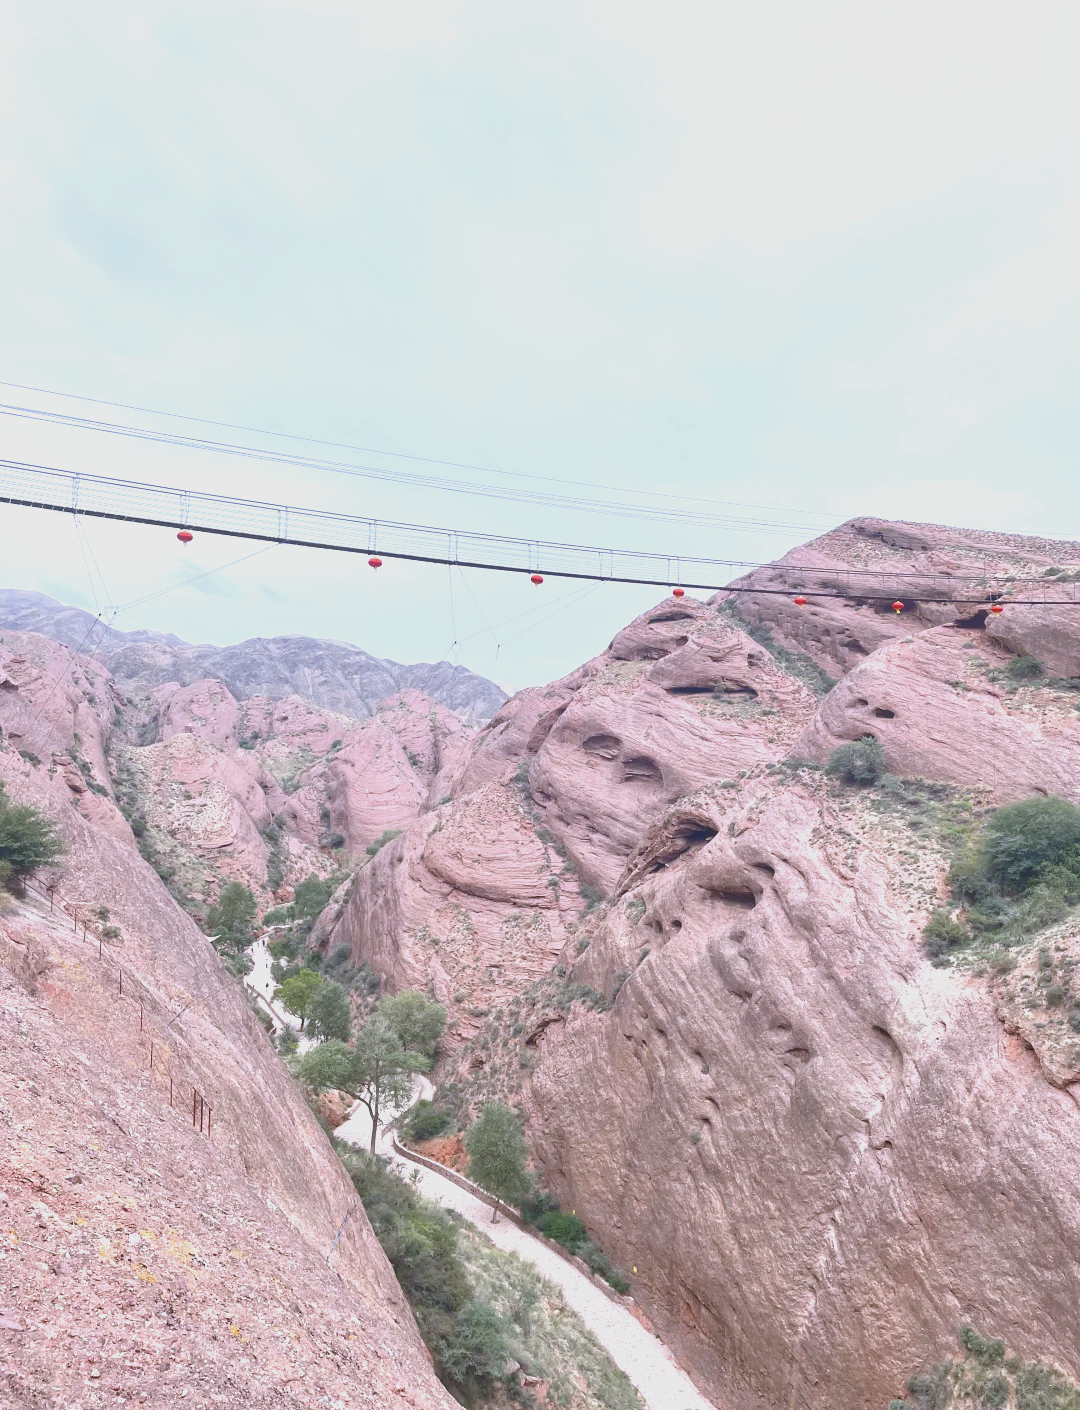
[4,517,1080,1410]
[309,516,1080,1409]
[0,589,507,726]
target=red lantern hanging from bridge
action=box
[793,596,807,608]
[891,600,905,614]
[530,574,544,585]
[990,603,1004,615]
[177,530,193,544]
[368,556,383,569]
[672,587,685,599]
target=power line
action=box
[0,376,840,525]
[0,399,839,537]
[0,457,1077,605]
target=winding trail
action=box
[244,952,719,1408]
[335,1091,719,1410]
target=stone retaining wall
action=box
[391,1137,635,1312]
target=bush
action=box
[536,1210,589,1253]
[402,1099,454,1142]
[520,1190,561,1225]
[0,784,65,887]
[983,796,1080,891]
[826,736,885,785]
[1008,655,1043,680]
[923,910,970,959]
[366,829,403,857]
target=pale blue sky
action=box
[1,1,1079,691]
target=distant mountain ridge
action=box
[0,588,507,725]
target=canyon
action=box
[3,516,1080,1409]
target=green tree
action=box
[307,979,352,1042]
[378,989,447,1057]
[296,1015,426,1151]
[274,967,323,1027]
[207,881,257,950]
[465,1103,531,1222]
[0,784,65,892]
[293,873,338,922]
[983,795,1080,891]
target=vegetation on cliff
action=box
[889,1325,1080,1410]
[0,782,64,891]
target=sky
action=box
[1,1,1079,693]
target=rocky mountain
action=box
[6,517,1080,1410]
[311,516,1080,1410]
[0,716,456,1406]
[0,588,507,725]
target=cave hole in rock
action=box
[633,646,671,661]
[784,1047,811,1064]
[953,609,989,629]
[654,826,719,872]
[753,862,775,878]
[648,612,695,624]
[873,708,895,719]
[844,640,870,655]
[667,685,715,696]
[622,756,663,784]
[709,888,757,909]
[670,919,682,932]
[853,697,869,707]
[581,734,622,760]
[715,683,758,699]
[674,635,689,646]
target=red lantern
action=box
[368,556,383,569]
[530,574,544,586]
[177,530,193,544]
[793,596,807,608]
[672,587,685,599]
[891,600,904,614]
[990,603,1004,615]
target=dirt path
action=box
[337,1095,719,1410]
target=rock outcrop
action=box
[0,747,455,1408]
[325,599,816,1041]
[714,516,1080,682]
[521,771,1080,1410]
[315,519,1080,1410]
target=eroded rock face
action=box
[0,630,131,841]
[713,517,1080,682]
[524,777,1080,1410]
[329,783,579,1044]
[527,609,815,892]
[795,627,1080,801]
[328,601,816,1038]
[0,750,454,1408]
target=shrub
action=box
[826,736,885,785]
[402,1099,454,1142]
[366,829,402,857]
[536,1211,589,1253]
[923,911,970,959]
[1045,985,1066,1007]
[983,796,1080,891]
[520,1190,561,1225]
[1070,1013,1080,1033]
[1008,655,1043,680]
